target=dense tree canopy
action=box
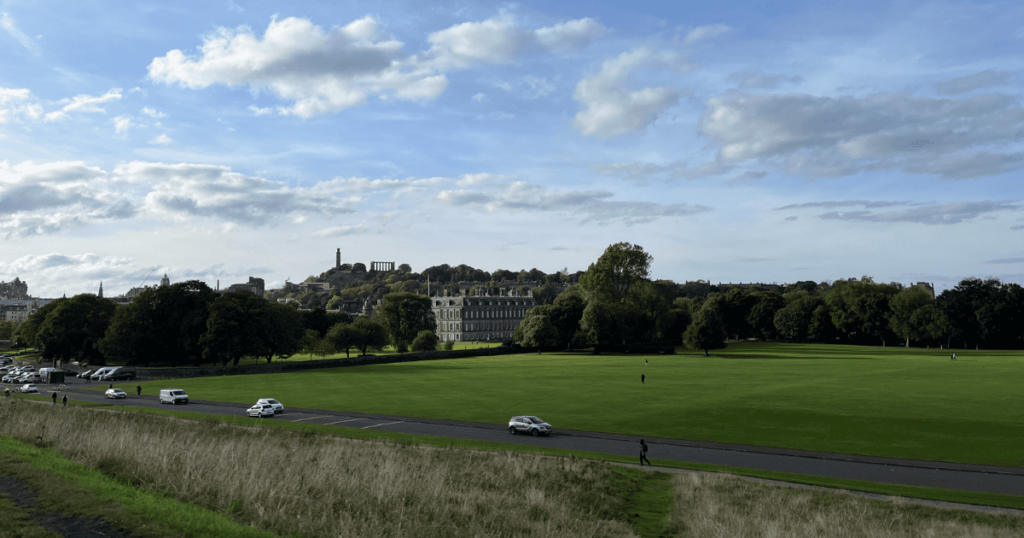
[374,292,436,348]
[36,294,116,364]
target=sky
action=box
[1,0,1022,299]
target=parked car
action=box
[2,374,18,383]
[105,388,128,399]
[18,384,38,394]
[105,369,136,381]
[90,367,117,381]
[78,369,94,379]
[256,398,284,414]
[508,416,553,437]
[246,404,275,418]
[159,388,189,405]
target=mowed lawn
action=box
[137,342,1024,468]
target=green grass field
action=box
[134,342,1024,468]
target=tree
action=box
[746,291,784,340]
[773,290,827,342]
[0,320,16,340]
[201,291,266,366]
[658,297,693,342]
[14,298,65,349]
[300,329,321,359]
[351,316,388,355]
[909,304,951,344]
[579,242,652,304]
[326,323,357,358]
[549,287,586,349]
[684,295,727,356]
[36,294,117,365]
[517,313,559,353]
[826,279,898,345]
[374,292,436,348]
[256,303,304,363]
[398,263,412,273]
[888,286,934,347]
[579,301,619,349]
[411,330,438,352]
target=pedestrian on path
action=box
[136,385,141,396]
[641,374,645,384]
[51,392,57,405]
[645,358,648,366]
[639,439,651,466]
[951,353,956,361]
[62,394,67,407]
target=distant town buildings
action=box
[222,276,265,298]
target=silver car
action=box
[508,416,552,437]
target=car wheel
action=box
[509,427,516,435]
[531,429,539,437]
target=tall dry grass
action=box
[0,400,636,538]
[668,472,1024,538]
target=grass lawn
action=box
[134,342,1024,468]
[210,341,506,366]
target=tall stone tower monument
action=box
[336,248,341,269]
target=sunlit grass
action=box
[133,342,1024,467]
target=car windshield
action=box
[172,391,186,396]
[527,417,544,424]
[265,399,279,404]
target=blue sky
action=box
[1,0,1022,298]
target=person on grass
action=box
[51,392,57,404]
[640,439,651,466]
[641,374,645,384]
[136,385,142,396]
[62,394,67,407]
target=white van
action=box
[38,367,54,378]
[159,388,189,405]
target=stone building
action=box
[431,288,536,343]
[0,277,29,300]
[223,276,265,298]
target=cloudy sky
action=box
[1,0,1022,298]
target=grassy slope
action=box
[132,342,1024,467]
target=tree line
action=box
[514,243,1024,353]
[12,282,440,367]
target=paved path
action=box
[42,377,1024,504]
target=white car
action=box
[508,416,553,437]
[256,398,284,414]
[246,404,275,418]
[18,384,38,394]
[105,388,127,399]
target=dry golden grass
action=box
[0,400,636,538]
[667,472,1024,538]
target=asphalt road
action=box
[36,376,1024,500]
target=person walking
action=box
[51,392,57,405]
[645,359,648,366]
[639,439,651,466]
[641,374,645,384]
[136,385,142,396]
[62,394,67,407]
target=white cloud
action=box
[248,105,274,116]
[111,115,136,133]
[150,134,172,145]
[44,89,122,122]
[0,86,42,123]
[573,47,685,138]
[0,12,39,55]
[0,159,377,237]
[433,178,710,224]
[534,18,605,51]
[149,16,444,118]
[141,107,167,118]
[312,224,369,237]
[683,24,729,45]
[471,92,486,103]
[728,71,803,90]
[149,15,604,118]
[777,199,1021,225]
[700,91,1024,179]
